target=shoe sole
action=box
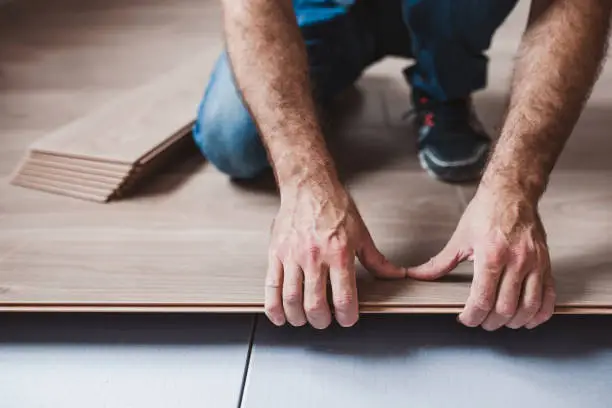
[418,146,488,184]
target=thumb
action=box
[405,237,465,281]
[357,237,406,280]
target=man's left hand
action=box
[406,185,556,330]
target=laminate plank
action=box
[28,152,132,171]
[1,168,611,310]
[0,90,124,133]
[0,305,610,314]
[18,161,126,184]
[1,0,611,314]
[14,174,114,195]
[11,177,111,203]
[29,50,219,165]
[242,315,612,408]
[0,313,253,408]
[0,235,23,263]
[19,166,121,189]
[137,123,194,164]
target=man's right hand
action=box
[264,181,406,329]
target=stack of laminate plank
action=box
[10,54,213,202]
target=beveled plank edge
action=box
[29,150,134,168]
[10,177,112,202]
[0,304,609,315]
[19,167,121,189]
[24,157,132,178]
[14,173,115,195]
[136,120,195,165]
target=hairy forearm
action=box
[221,0,340,191]
[483,0,611,201]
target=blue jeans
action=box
[193,0,518,179]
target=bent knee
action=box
[193,118,268,179]
[193,52,269,179]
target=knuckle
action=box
[282,290,301,305]
[485,246,507,266]
[525,297,542,313]
[333,291,355,310]
[265,276,282,288]
[425,256,439,269]
[514,249,531,269]
[268,248,281,263]
[482,260,504,278]
[474,295,494,312]
[300,243,320,262]
[496,301,516,318]
[305,297,326,314]
[328,235,350,258]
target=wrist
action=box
[481,136,549,204]
[478,167,543,206]
[273,142,341,193]
[276,154,343,196]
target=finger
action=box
[265,254,285,326]
[481,263,525,331]
[304,264,332,329]
[358,236,405,279]
[329,259,359,328]
[405,235,464,281]
[282,262,307,327]
[525,274,556,329]
[506,271,542,329]
[459,248,504,327]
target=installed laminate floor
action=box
[0,0,611,311]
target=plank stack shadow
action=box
[9,55,212,203]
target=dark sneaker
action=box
[407,88,491,183]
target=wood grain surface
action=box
[10,60,206,200]
[0,0,610,313]
[28,54,216,164]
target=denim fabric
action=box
[193,0,517,178]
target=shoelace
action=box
[402,96,473,130]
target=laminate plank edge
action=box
[11,177,111,202]
[19,167,121,189]
[20,159,128,181]
[0,304,608,315]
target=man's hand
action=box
[406,185,555,331]
[404,0,611,331]
[265,182,406,329]
[222,0,401,328]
